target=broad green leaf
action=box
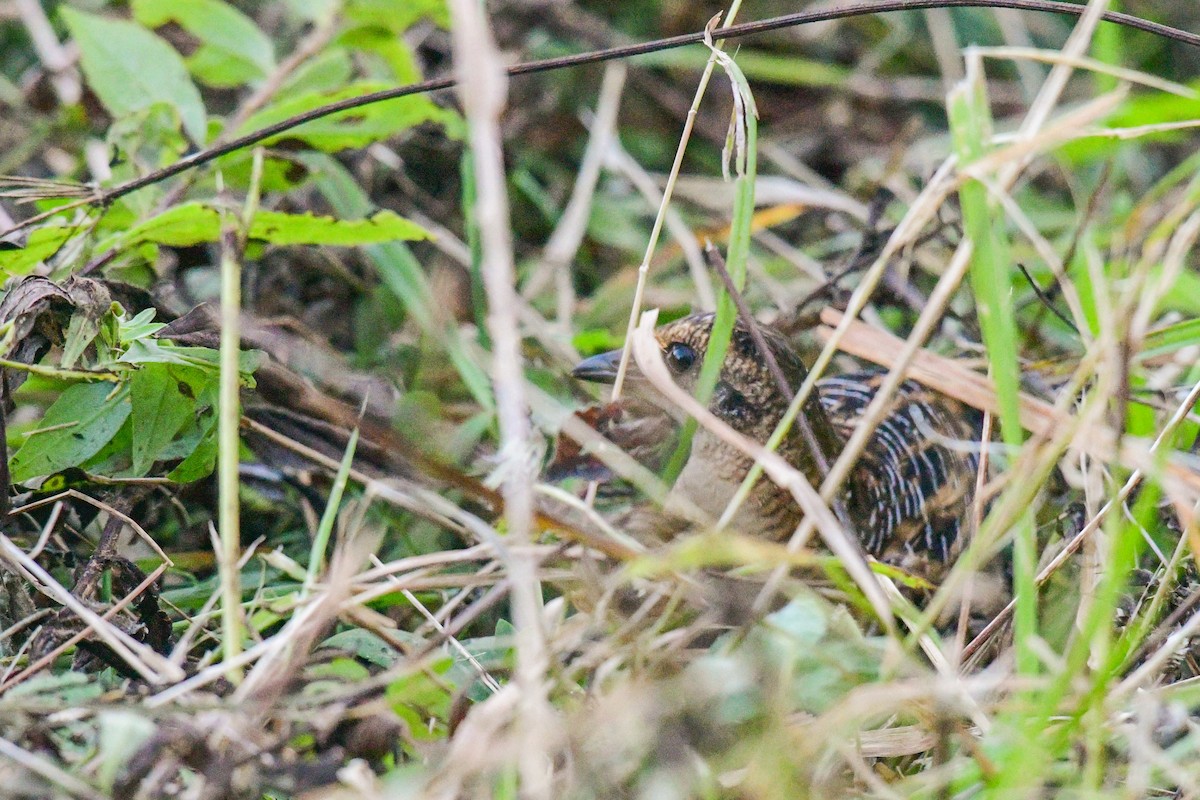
[320,629,404,667]
[277,48,354,99]
[338,26,420,83]
[286,0,339,22]
[130,363,196,475]
[5,671,107,703]
[120,308,167,342]
[165,414,217,482]
[158,405,215,461]
[764,594,829,647]
[80,416,133,476]
[214,150,314,194]
[11,382,131,482]
[61,8,207,143]
[571,328,624,355]
[133,0,275,88]
[308,657,371,682]
[252,209,429,245]
[238,82,461,151]
[0,226,76,275]
[1155,268,1200,316]
[104,105,191,220]
[118,340,261,381]
[118,202,429,248]
[346,0,449,30]
[385,656,453,740]
[162,371,220,483]
[61,310,102,369]
[111,203,224,247]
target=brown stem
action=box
[703,242,856,534]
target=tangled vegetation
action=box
[1,1,1200,797]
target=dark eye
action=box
[665,342,696,372]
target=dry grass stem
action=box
[605,141,716,309]
[609,1,745,399]
[11,489,173,565]
[0,563,169,692]
[14,0,80,106]
[1000,0,1112,185]
[0,736,103,800]
[522,63,627,309]
[450,0,551,793]
[0,534,182,684]
[972,45,1197,97]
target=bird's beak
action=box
[571,348,623,384]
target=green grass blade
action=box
[303,426,359,595]
[948,59,1038,678]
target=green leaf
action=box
[117,202,430,248]
[165,414,218,482]
[238,82,462,151]
[158,408,214,461]
[0,226,76,274]
[1141,318,1200,360]
[277,48,354,99]
[1154,268,1200,316]
[120,308,167,343]
[346,0,449,30]
[130,363,196,476]
[113,202,219,247]
[338,26,420,83]
[286,0,339,23]
[133,0,275,88]
[764,595,829,646]
[11,382,131,482]
[571,328,625,355]
[252,209,430,245]
[319,629,403,667]
[61,311,100,370]
[117,340,261,384]
[4,671,107,702]
[385,656,454,740]
[60,8,207,143]
[80,416,133,476]
[308,656,371,682]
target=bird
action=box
[566,311,985,586]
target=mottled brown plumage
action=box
[570,312,982,584]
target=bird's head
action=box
[572,312,809,435]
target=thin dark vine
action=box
[0,0,1196,241]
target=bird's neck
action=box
[780,387,845,493]
[673,387,846,536]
